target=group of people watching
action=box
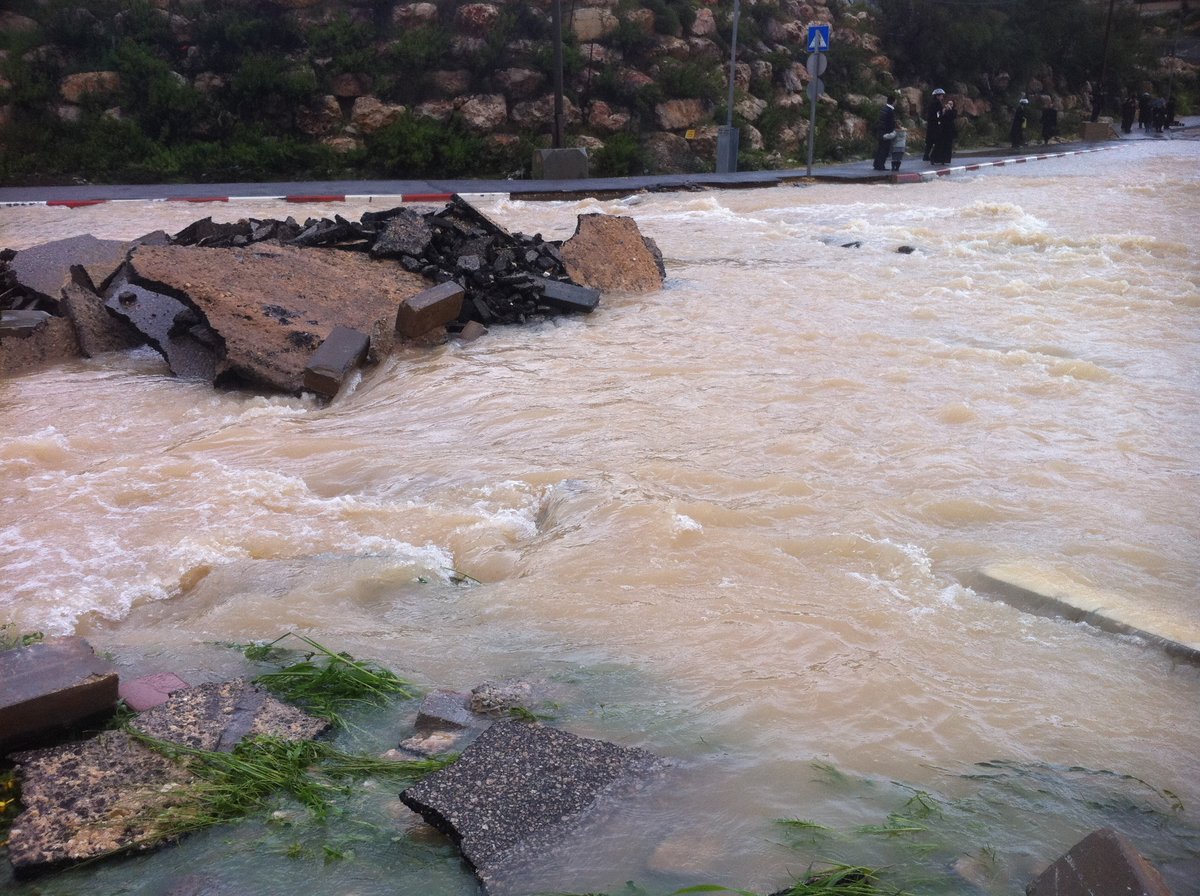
[1121,93,1176,135]
[874,88,1064,172]
[871,87,957,172]
[1008,97,1059,149]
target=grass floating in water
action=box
[129,732,454,841]
[242,632,415,727]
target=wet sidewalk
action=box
[0,120,1194,207]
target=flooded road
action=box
[2,141,1198,895]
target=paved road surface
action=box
[0,121,1193,206]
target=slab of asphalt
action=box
[0,123,1193,207]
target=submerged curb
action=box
[893,144,1117,183]
[8,191,469,210]
[0,144,1124,208]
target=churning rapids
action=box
[2,140,1198,896]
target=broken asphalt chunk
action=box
[400,721,666,894]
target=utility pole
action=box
[552,0,565,149]
[1092,0,1116,121]
[716,0,741,173]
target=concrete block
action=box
[978,562,1200,663]
[1080,121,1119,141]
[533,276,600,314]
[118,672,191,712]
[1027,827,1172,896]
[303,325,370,397]
[532,147,590,180]
[0,637,118,756]
[396,280,465,339]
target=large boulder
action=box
[655,97,710,131]
[350,95,405,134]
[59,71,121,104]
[570,7,618,42]
[459,94,509,133]
[126,244,430,393]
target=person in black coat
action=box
[1010,98,1029,149]
[1120,94,1136,134]
[873,93,897,171]
[922,88,944,161]
[1041,101,1059,144]
[930,98,957,164]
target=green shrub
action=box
[657,58,722,101]
[307,13,378,76]
[591,132,644,176]
[229,53,317,127]
[366,113,490,178]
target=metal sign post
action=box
[804,43,828,178]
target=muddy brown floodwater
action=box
[2,142,1198,895]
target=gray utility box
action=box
[716,126,739,173]
[533,148,589,180]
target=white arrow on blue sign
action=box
[807,24,830,53]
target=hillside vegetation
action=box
[0,0,1194,185]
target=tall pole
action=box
[552,0,565,148]
[726,0,740,129]
[1092,0,1116,122]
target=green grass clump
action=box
[130,732,454,840]
[243,633,414,727]
[0,624,44,652]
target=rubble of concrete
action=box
[1,633,1183,893]
[399,720,669,895]
[1,197,666,393]
[0,636,118,755]
[6,729,202,878]
[1026,827,1174,896]
[1,649,331,879]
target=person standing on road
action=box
[923,88,945,162]
[1010,98,1029,149]
[930,97,957,165]
[1121,94,1136,134]
[873,93,897,171]
[890,127,908,171]
[1040,98,1059,144]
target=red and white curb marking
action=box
[1,191,511,209]
[892,145,1116,183]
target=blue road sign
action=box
[807,24,831,53]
